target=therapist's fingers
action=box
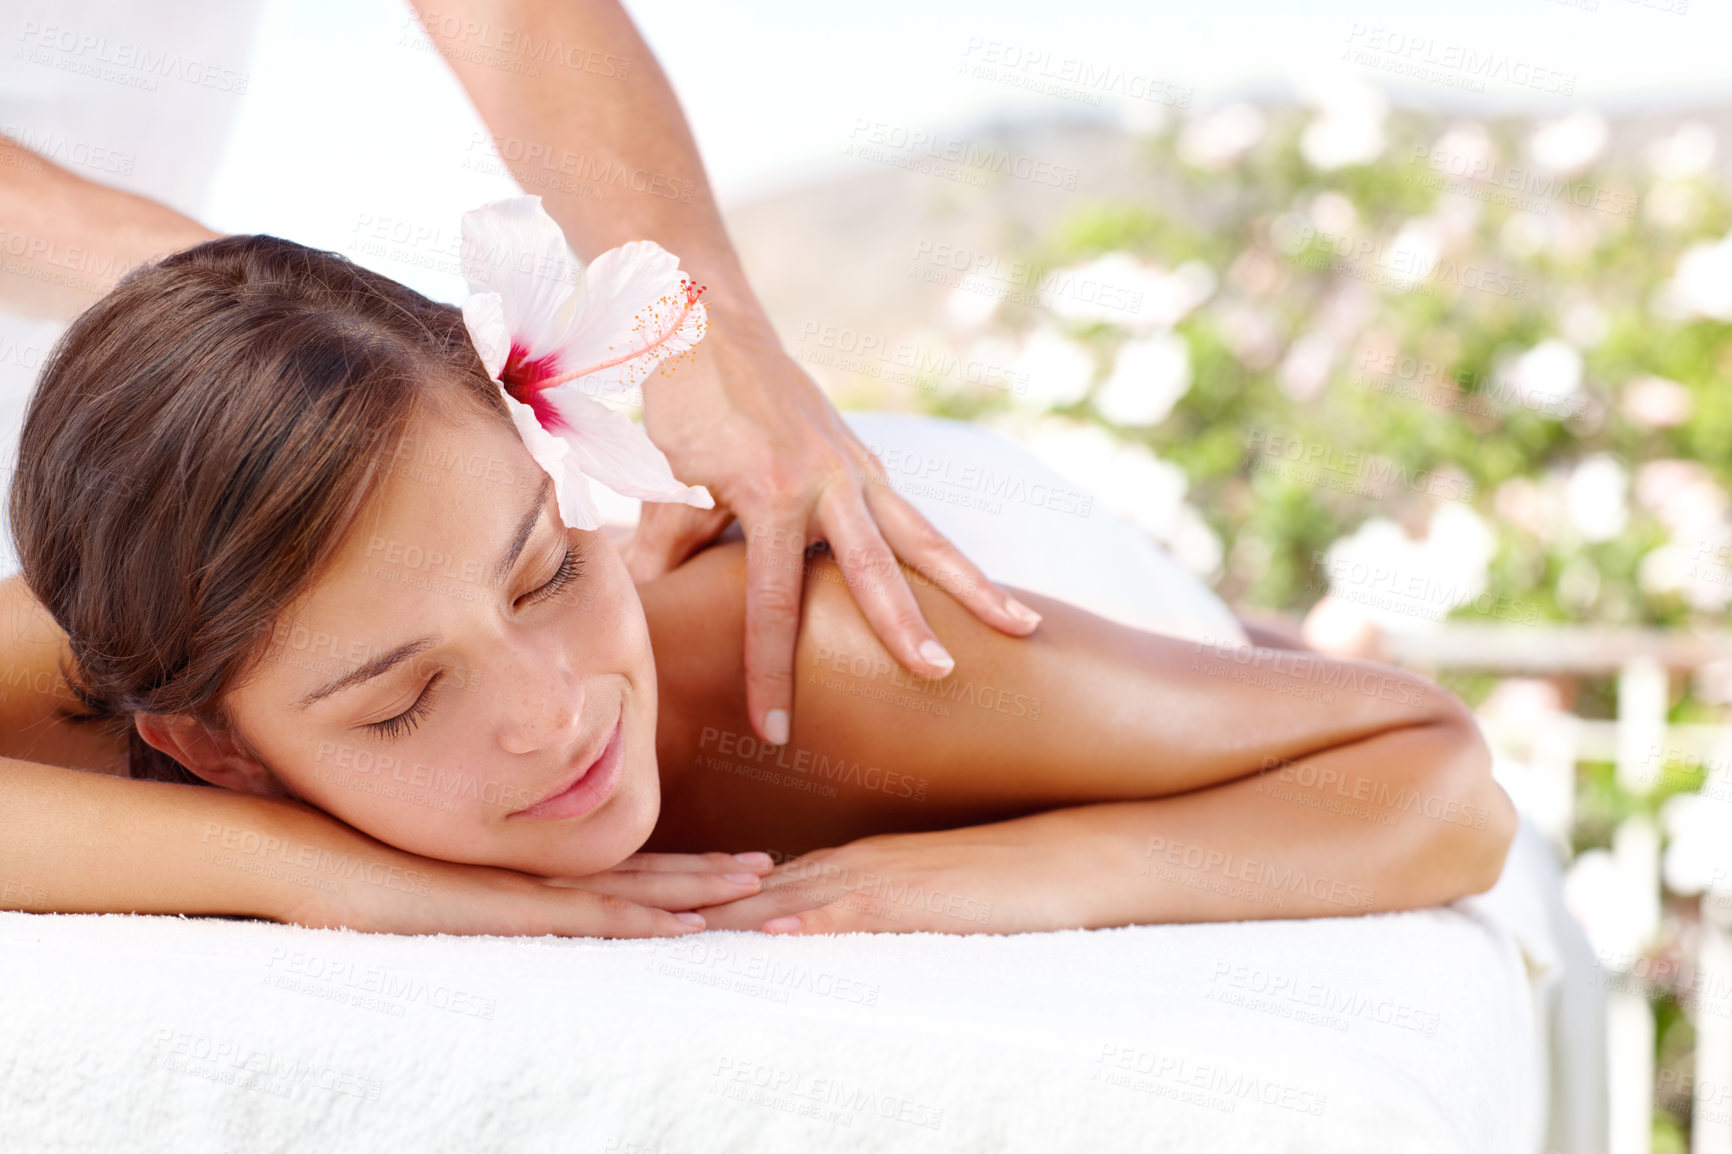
[740,509,814,745]
[617,500,737,584]
[855,473,1044,637]
[810,482,961,686]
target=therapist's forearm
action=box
[0,135,221,322]
[413,0,774,335]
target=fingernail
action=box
[918,639,954,673]
[724,872,759,884]
[733,851,773,868]
[674,912,706,928]
[763,708,790,745]
[1005,597,1042,628]
[763,915,801,933]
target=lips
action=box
[507,704,626,821]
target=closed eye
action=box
[365,672,440,740]
[518,543,583,609]
[362,543,582,741]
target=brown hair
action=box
[8,234,514,785]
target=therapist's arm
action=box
[413,0,1045,752]
[0,134,220,322]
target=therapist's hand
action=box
[627,303,1045,747]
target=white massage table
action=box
[0,411,1605,1153]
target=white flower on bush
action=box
[1011,326,1094,410]
[1620,376,1694,429]
[946,281,1000,330]
[1564,453,1628,543]
[1498,339,1583,415]
[1177,102,1265,170]
[1383,219,1443,290]
[1659,229,1732,321]
[1032,247,1212,327]
[1662,788,1732,897]
[1319,504,1496,631]
[1308,190,1358,236]
[1564,841,1659,965]
[1528,111,1608,175]
[1296,72,1387,171]
[1646,121,1716,180]
[1094,331,1192,426]
[1015,417,1221,577]
[1039,253,1214,332]
[1635,459,1729,536]
[1429,122,1498,181]
[1277,330,1336,402]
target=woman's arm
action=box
[0,751,776,935]
[0,578,769,934]
[642,542,1516,932]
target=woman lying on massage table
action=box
[0,206,1517,940]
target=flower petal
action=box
[547,389,715,509]
[545,240,708,399]
[460,292,510,381]
[460,196,578,361]
[499,387,601,530]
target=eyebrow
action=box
[293,471,555,712]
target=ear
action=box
[133,714,292,798]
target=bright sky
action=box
[204,0,1732,303]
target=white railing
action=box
[1383,626,1732,1154]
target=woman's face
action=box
[223,400,662,877]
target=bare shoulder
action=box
[0,574,130,775]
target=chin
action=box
[518,749,663,877]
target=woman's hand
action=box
[275,817,775,939]
[631,309,1044,749]
[688,818,1113,936]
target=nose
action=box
[494,646,588,756]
